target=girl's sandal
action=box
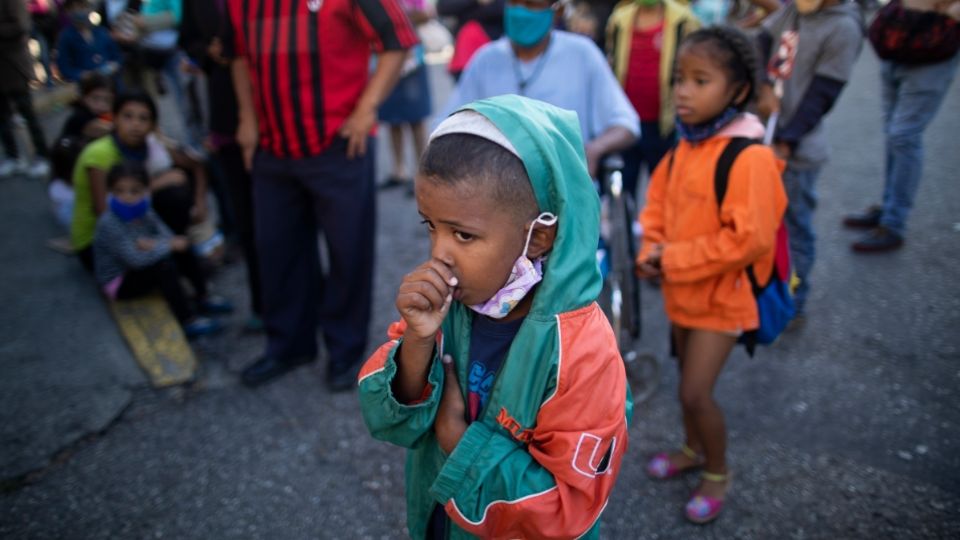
[685,470,733,524]
[645,444,704,479]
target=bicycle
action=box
[596,155,661,405]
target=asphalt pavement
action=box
[1,47,958,539]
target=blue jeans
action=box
[879,55,959,236]
[783,165,821,314]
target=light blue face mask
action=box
[504,4,555,48]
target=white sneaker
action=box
[0,159,25,178]
[27,159,51,179]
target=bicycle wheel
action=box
[608,177,660,405]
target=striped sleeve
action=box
[354,0,419,52]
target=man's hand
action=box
[773,141,792,160]
[756,83,780,121]
[339,104,377,159]
[207,37,229,65]
[397,259,457,340]
[435,355,467,455]
[170,236,190,252]
[136,237,157,251]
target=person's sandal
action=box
[685,470,732,524]
[645,444,703,479]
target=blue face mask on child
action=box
[504,4,554,48]
[109,195,150,222]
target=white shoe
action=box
[27,159,50,179]
[0,159,25,178]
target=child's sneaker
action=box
[199,295,235,315]
[183,316,224,338]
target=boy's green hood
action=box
[454,95,602,319]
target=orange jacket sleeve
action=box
[661,146,786,284]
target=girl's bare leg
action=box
[659,325,704,472]
[679,328,737,499]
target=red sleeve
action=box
[222,0,245,58]
[353,0,419,52]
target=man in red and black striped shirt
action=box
[224,0,418,389]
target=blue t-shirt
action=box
[440,30,640,144]
[466,314,524,421]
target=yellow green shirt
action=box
[70,136,122,250]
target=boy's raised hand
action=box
[436,354,467,455]
[396,259,457,341]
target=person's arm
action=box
[343,0,420,158]
[660,147,787,283]
[169,147,209,222]
[231,58,258,170]
[339,50,406,159]
[98,215,173,269]
[358,319,447,448]
[774,22,861,154]
[429,313,630,539]
[773,75,846,152]
[88,167,109,216]
[585,43,639,176]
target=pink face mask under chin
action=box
[468,212,558,319]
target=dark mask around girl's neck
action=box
[675,106,740,143]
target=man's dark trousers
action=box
[252,137,375,377]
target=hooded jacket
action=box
[638,113,788,333]
[358,96,632,540]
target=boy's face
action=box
[114,102,153,147]
[415,178,529,307]
[112,177,148,205]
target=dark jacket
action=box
[179,0,237,138]
[0,0,34,93]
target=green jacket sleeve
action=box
[358,334,445,449]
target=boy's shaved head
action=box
[418,133,540,224]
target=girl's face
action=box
[111,177,148,204]
[83,88,113,117]
[673,44,745,125]
[114,102,154,146]
[415,178,528,307]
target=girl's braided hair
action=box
[681,26,760,111]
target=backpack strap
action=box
[714,137,764,293]
[713,137,757,208]
[712,137,763,355]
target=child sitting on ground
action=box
[358,96,631,539]
[635,26,787,524]
[59,72,114,142]
[93,162,223,338]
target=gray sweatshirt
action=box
[93,209,174,286]
[762,1,864,169]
